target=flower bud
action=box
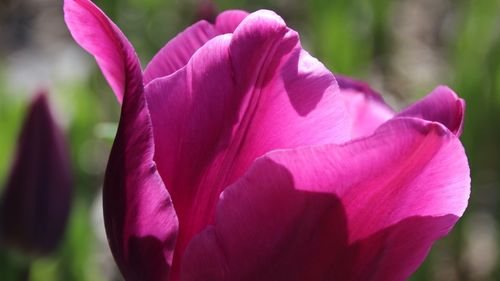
[0,92,72,257]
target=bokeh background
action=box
[0,0,499,280]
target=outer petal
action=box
[64,0,142,103]
[0,92,72,256]
[145,10,350,277]
[182,118,470,281]
[336,74,394,139]
[65,0,179,280]
[397,86,465,136]
[143,10,249,84]
[103,71,178,281]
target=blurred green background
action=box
[0,0,499,280]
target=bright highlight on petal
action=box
[64,0,142,103]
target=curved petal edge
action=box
[397,85,465,136]
[64,0,142,103]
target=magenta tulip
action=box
[0,92,72,256]
[64,1,470,280]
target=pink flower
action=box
[0,92,72,256]
[64,1,470,280]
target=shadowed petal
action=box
[182,117,470,281]
[336,75,394,138]
[103,69,179,280]
[397,86,465,136]
[145,10,350,278]
[0,92,72,256]
[143,10,249,84]
[64,0,142,103]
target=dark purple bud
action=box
[0,91,72,256]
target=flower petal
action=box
[66,0,180,279]
[143,10,249,84]
[145,9,350,278]
[143,21,218,84]
[64,0,142,103]
[103,74,179,280]
[0,92,72,256]
[397,85,465,136]
[181,117,470,281]
[215,10,249,33]
[336,74,387,102]
[336,74,394,139]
